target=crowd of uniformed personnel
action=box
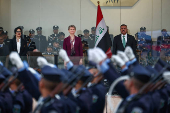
[0,46,170,113]
[0,26,99,57]
[0,25,170,68]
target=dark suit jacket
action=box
[0,44,10,56]
[112,34,136,55]
[63,36,83,57]
[10,36,28,56]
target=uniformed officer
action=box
[33,65,67,113]
[82,29,95,48]
[34,27,47,52]
[90,27,96,40]
[88,47,159,113]
[87,67,107,113]
[9,52,41,100]
[27,29,36,51]
[43,45,54,55]
[138,27,152,44]
[58,32,65,48]
[0,27,3,35]
[0,62,14,113]
[52,40,61,54]
[157,29,170,45]
[60,69,81,113]
[2,31,10,47]
[48,25,59,45]
[9,67,33,113]
[59,49,94,113]
[8,52,67,113]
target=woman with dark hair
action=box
[63,25,83,65]
[10,27,27,56]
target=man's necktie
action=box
[123,35,126,48]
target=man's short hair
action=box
[68,25,76,30]
[42,78,59,91]
[131,77,145,90]
[120,24,127,28]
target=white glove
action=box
[95,47,107,60]
[163,71,170,84]
[88,49,94,62]
[117,51,129,63]
[88,48,106,64]
[9,52,24,69]
[37,57,48,68]
[59,49,70,62]
[124,46,135,60]
[111,55,125,67]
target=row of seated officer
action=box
[0,25,101,55]
[0,26,169,56]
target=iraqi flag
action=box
[95,4,112,58]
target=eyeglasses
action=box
[16,31,21,33]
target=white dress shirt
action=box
[121,33,127,44]
[17,38,21,53]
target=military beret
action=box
[83,29,89,33]
[53,25,59,30]
[36,27,42,31]
[91,27,96,31]
[129,65,151,83]
[0,27,3,31]
[29,29,35,34]
[41,66,65,82]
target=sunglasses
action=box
[16,31,21,33]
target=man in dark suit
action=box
[112,24,136,55]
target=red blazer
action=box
[63,36,83,57]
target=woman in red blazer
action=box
[63,25,83,65]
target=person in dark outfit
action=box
[10,27,27,56]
